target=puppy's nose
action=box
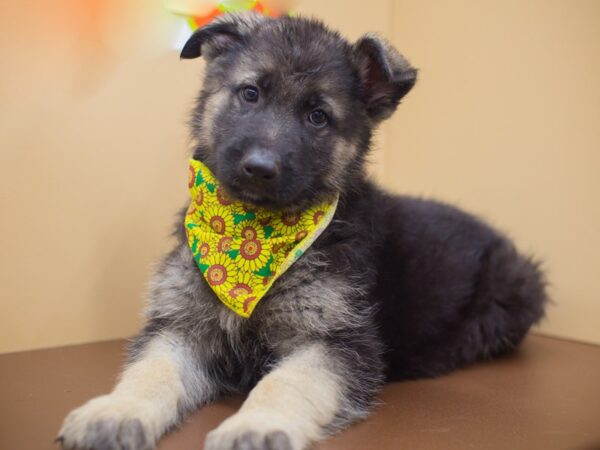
[241,151,279,181]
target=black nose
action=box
[240,151,279,182]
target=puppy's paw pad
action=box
[206,428,294,450]
[57,395,153,450]
[264,431,293,450]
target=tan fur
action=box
[205,343,341,450]
[326,138,359,190]
[197,88,230,149]
[58,333,207,449]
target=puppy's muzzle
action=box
[239,148,280,183]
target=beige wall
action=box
[385,0,600,344]
[0,1,197,353]
[0,0,598,353]
[0,0,391,354]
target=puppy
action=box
[58,12,547,450]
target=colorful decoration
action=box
[165,1,295,31]
[165,1,298,50]
[185,159,338,318]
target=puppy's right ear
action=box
[180,12,268,60]
[180,22,243,60]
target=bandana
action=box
[185,159,339,318]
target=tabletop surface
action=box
[1,334,599,450]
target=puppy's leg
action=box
[58,332,215,450]
[205,342,373,450]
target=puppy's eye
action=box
[241,86,259,103]
[308,109,328,127]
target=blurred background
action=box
[0,0,598,354]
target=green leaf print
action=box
[233,211,256,225]
[195,170,204,186]
[263,225,274,239]
[255,255,274,277]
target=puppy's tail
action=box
[459,238,549,361]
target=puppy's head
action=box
[182,13,416,210]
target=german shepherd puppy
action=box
[58,12,547,450]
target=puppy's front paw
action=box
[57,394,155,450]
[205,412,299,450]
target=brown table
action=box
[1,335,599,450]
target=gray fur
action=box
[58,418,150,450]
[58,12,547,450]
[209,430,292,450]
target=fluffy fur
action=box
[58,13,547,450]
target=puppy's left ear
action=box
[353,34,417,121]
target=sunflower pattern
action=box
[228,272,255,299]
[273,211,303,237]
[203,252,236,292]
[184,158,339,318]
[230,237,271,272]
[304,205,328,229]
[203,203,235,236]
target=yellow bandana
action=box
[185,159,339,318]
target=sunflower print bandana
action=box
[185,159,339,318]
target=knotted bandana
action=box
[185,159,339,317]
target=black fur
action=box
[186,14,416,211]
[170,8,547,431]
[59,13,548,450]
[177,9,547,406]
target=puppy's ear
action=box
[353,34,417,121]
[180,12,268,60]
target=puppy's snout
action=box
[240,150,280,182]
